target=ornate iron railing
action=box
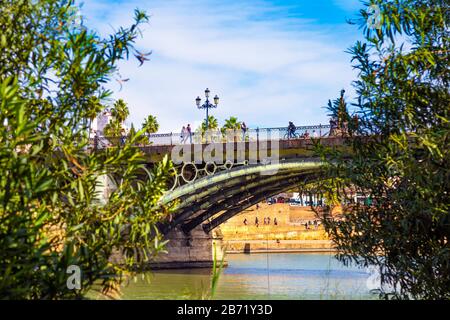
[92,124,331,148]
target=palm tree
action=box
[221,116,241,141]
[86,96,103,137]
[222,116,241,132]
[197,115,219,143]
[103,99,129,145]
[110,99,129,124]
[142,115,159,135]
[201,115,218,132]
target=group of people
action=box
[329,117,344,136]
[329,114,358,137]
[180,124,192,144]
[243,216,278,227]
[263,217,277,225]
[242,217,322,230]
[303,220,320,230]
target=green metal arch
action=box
[159,159,324,234]
[181,172,320,234]
[160,159,323,205]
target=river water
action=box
[117,253,377,300]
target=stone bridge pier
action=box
[150,225,227,269]
[98,175,226,269]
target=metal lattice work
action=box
[159,159,324,235]
[91,124,332,148]
[147,125,331,146]
[168,160,249,191]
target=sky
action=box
[81,0,364,132]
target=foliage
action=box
[209,243,226,299]
[110,99,129,124]
[103,99,129,138]
[221,116,241,135]
[103,120,123,139]
[0,0,173,299]
[317,0,449,299]
[127,123,148,145]
[326,91,359,136]
[201,115,219,132]
[193,115,220,143]
[142,115,159,135]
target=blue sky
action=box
[81,0,364,132]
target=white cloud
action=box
[82,0,359,132]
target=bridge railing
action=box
[92,125,331,148]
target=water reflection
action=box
[117,253,377,300]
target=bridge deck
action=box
[139,136,351,163]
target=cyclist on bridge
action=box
[287,121,296,139]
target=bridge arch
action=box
[159,159,324,235]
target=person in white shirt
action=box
[180,126,186,143]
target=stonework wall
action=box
[150,225,226,269]
[109,225,226,269]
[225,239,334,253]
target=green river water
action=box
[93,253,378,300]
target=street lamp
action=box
[196,88,219,135]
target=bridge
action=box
[97,125,353,268]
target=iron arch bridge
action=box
[158,159,324,235]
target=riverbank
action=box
[225,239,335,254]
[220,203,336,253]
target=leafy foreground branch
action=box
[316,0,449,299]
[0,0,172,299]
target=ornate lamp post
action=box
[196,88,219,135]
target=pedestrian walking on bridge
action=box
[180,126,186,143]
[186,124,192,144]
[241,122,247,141]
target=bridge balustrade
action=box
[92,125,331,149]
